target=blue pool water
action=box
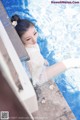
[1,0,80,119]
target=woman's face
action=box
[21,26,38,47]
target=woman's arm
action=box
[45,58,80,80]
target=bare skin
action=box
[46,62,66,80]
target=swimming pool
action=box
[1,0,80,119]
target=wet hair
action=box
[11,14,34,38]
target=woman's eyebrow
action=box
[34,30,37,33]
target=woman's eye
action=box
[26,38,31,41]
[34,32,37,35]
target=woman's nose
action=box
[32,38,36,43]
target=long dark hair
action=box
[11,14,34,38]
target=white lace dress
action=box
[25,43,48,86]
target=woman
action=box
[11,14,80,86]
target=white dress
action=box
[25,43,48,86]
